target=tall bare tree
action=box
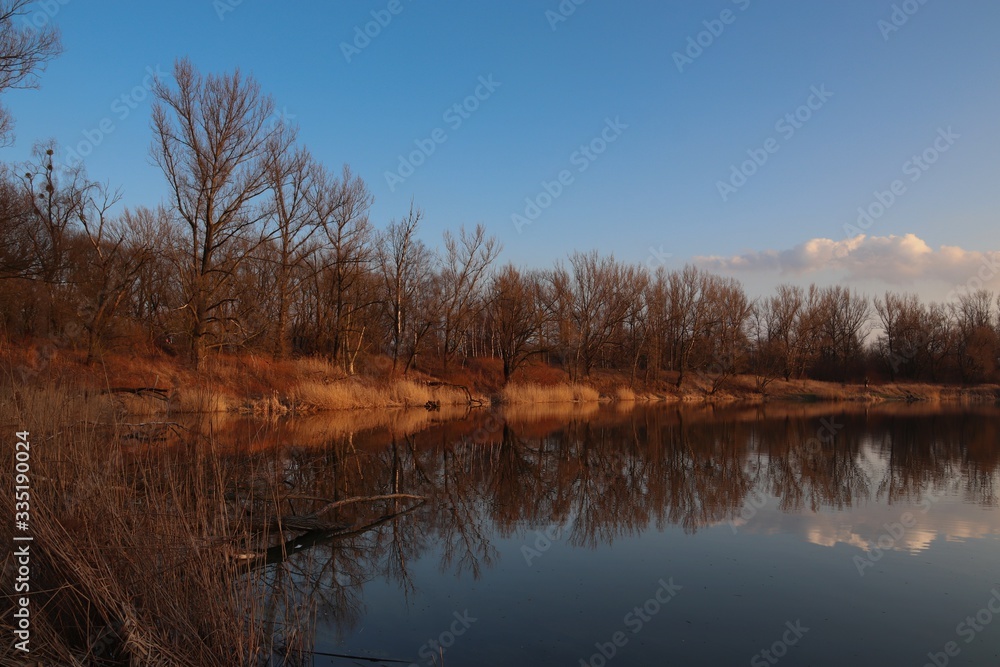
[667,265,718,387]
[702,277,752,394]
[486,265,545,383]
[19,143,91,335]
[760,284,805,380]
[0,1,61,144]
[438,224,500,369]
[951,290,997,383]
[553,251,644,379]
[151,58,280,367]
[816,286,870,381]
[262,125,321,358]
[118,205,176,346]
[74,192,157,363]
[312,164,374,367]
[874,291,926,380]
[376,204,434,373]
[0,164,32,278]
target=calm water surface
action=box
[241,403,1000,666]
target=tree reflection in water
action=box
[193,402,1000,662]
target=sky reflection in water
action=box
[242,403,1000,666]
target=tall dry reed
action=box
[0,384,312,666]
[498,382,601,405]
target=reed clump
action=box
[613,386,637,402]
[289,378,475,412]
[498,382,601,405]
[0,385,312,666]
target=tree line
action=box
[1,54,999,386]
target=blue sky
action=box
[5,0,1000,300]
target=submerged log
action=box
[249,493,426,533]
[234,499,427,567]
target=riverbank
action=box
[3,342,998,417]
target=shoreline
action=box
[3,345,998,417]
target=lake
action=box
[229,402,1000,667]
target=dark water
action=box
[248,403,1000,667]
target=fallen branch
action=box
[119,422,189,442]
[102,387,170,401]
[426,381,484,407]
[242,501,427,568]
[249,493,426,532]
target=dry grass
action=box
[613,386,637,402]
[0,385,314,666]
[5,340,996,417]
[170,385,235,413]
[290,378,475,412]
[3,384,118,424]
[499,382,601,405]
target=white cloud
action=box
[696,234,1000,286]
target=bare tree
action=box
[747,302,780,393]
[641,267,670,379]
[621,278,649,384]
[376,204,434,373]
[816,286,870,381]
[438,224,500,369]
[312,164,374,367]
[0,1,61,144]
[553,251,644,379]
[874,292,927,380]
[151,58,279,367]
[702,277,753,394]
[486,265,546,383]
[0,164,33,279]
[19,143,91,335]
[75,187,153,363]
[119,205,177,346]
[668,265,718,387]
[790,285,825,379]
[951,290,997,383]
[262,126,322,358]
[760,284,805,380]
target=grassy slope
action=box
[2,340,997,415]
